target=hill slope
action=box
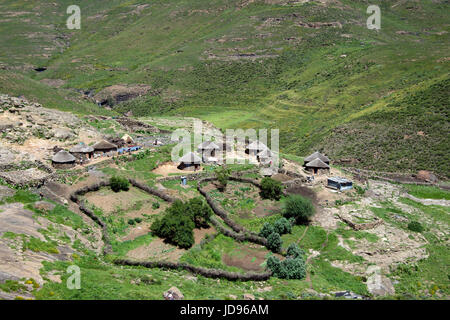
[0,0,448,176]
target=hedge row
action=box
[129,179,176,203]
[114,259,272,281]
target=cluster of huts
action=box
[303,151,353,191]
[51,134,142,169]
[176,139,276,171]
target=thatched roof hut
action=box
[178,152,202,164]
[305,158,330,174]
[198,141,220,158]
[69,144,94,154]
[93,140,118,153]
[246,140,267,155]
[304,151,330,165]
[197,141,220,151]
[69,144,94,160]
[52,150,76,169]
[121,134,134,144]
[177,152,202,171]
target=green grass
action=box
[180,234,243,272]
[110,233,154,257]
[0,0,448,176]
[5,190,39,204]
[404,184,450,200]
[3,232,59,254]
[31,203,88,231]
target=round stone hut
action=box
[92,140,118,155]
[303,151,330,166]
[52,150,76,169]
[245,140,267,156]
[197,141,220,159]
[177,152,202,171]
[305,158,330,174]
[69,144,94,162]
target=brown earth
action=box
[222,243,279,272]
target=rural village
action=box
[0,93,448,300]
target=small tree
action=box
[286,243,305,259]
[260,177,283,200]
[408,221,424,233]
[259,222,275,238]
[215,165,231,190]
[283,195,315,225]
[273,217,292,235]
[266,232,282,253]
[150,200,195,249]
[277,256,306,280]
[266,244,307,280]
[110,176,130,192]
[266,255,281,275]
[187,197,212,228]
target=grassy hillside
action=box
[0,0,448,176]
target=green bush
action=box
[266,255,282,275]
[408,221,424,233]
[259,222,275,238]
[150,198,212,249]
[134,218,142,224]
[283,195,315,225]
[151,200,195,249]
[152,202,160,209]
[286,243,305,259]
[215,165,231,189]
[273,217,292,235]
[266,232,282,253]
[110,176,130,193]
[186,197,213,228]
[128,219,136,225]
[266,244,307,280]
[260,177,283,200]
[354,185,366,195]
[277,257,306,280]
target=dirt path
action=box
[296,226,309,245]
[304,231,329,289]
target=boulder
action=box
[366,266,395,296]
[163,286,184,300]
[416,170,438,183]
[243,293,255,300]
[0,185,15,201]
[33,201,56,212]
[51,128,74,141]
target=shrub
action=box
[134,218,142,224]
[354,185,366,195]
[273,217,292,235]
[266,244,307,280]
[259,222,275,238]
[260,177,283,200]
[277,257,306,280]
[110,176,130,193]
[408,221,424,233]
[215,165,231,189]
[152,202,160,209]
[128,219,136,225]
[151,198,212,249]
[186,197,212,228]
[266,255,281,275]
[283,195,315,225]
[266,232,282,253]
[286,243,305,259]
[151,200,195,249]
